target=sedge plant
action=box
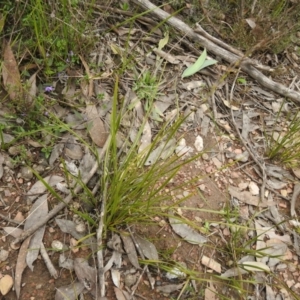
[266,102,300,167]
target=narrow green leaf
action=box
[182,49,207,78]
[182,50,218,78]
[198,58,218,70]
[158,31,169,50]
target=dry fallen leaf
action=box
[15,237,31,299]
[114,287,127,300]
[111,268,121,288]
[25,71,38,106]
[156,283,184,294]
[120,232,140,270]
[134,234,159,260]
[169,216,207,245]
[204,283,217,300]
[138,121,152,153]
[86,104,108,147]
[228,186,268,207]
[26,194,48,271]
[3,227,23,238]
[240,261,270,272]
[221,267,248,278]
[55,218,83,240]
[55,281,85,300]
[103,251,122,273]
[2,40,22,101]
[64,136,83,160]
[145,138,176,166]
[26,175,64,203]
[74,258,97,296]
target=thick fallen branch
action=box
[131,0,300,103]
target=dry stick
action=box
[131,0,300,103]
[130,265,148,298]
[194,24,244,58]
[11,136,111,249]
[40,242,58,279]
[96,179,108,298]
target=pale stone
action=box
[248,181,259,195]
[0,275,13,295]
[194,135,204,152]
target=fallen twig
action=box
[40,242,58,279]
[131,0,300,103]
[96,179,108,297]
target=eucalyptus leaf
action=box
[158,31,169,50]
[182,49,217,78]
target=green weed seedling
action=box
[132,70,162,113]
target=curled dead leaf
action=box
[2,40,22,101]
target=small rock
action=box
[0,250,9,262]
[248,181,259,196]
[183,191,189,197]
[234,148,242,154]
[20,166,33,181]
[8,146,21,156]
[205,166,213,173]
[198,184,206,191]
[34,165,46,173]
[281,189,288,197]
[279,202,287,208]
[51,240,67,251]
[276,263,287,271]
[223,227,230,236]
[286,279,295,288]
[235,151,249,162]
[239,206,249,220]
[212,157,222,169]
[238,182,248,190]
[230,172,240,179]
[194,135,204,152]
[288,264,297,272]
[124,273,137,287]
[166,263,187,280]
[14,211,24,222]
[0,274,13,295]
[202,153,209,160]
[293,283,300,289]
[75,223,86,233]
